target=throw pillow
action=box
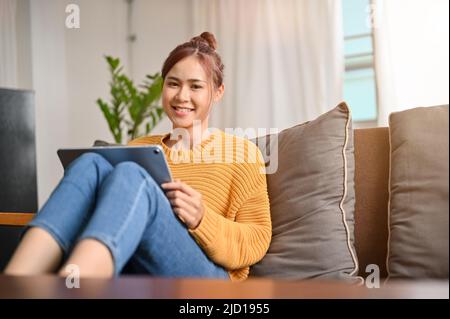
[250,102,360,281]
[387,105,449,279]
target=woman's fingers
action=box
[168,195,195,211]
[161,179,204,229]
[161,180,198,197]
[166,190,200,209]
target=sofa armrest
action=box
[0,212,35,226]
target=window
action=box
[342,0,378,123]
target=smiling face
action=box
[162,55,224,136]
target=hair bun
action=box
[190,32,217,50]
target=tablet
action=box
[57,145,172,186]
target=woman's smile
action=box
[171,105,195,117]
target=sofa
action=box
[0,104,448,283]
[0,127,384,271]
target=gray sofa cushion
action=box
[93,140,121,146]
[250,102,360,280]
[387,105,449,279]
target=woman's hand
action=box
[161,179,205,229]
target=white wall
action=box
[30,0,72,208]
[26,0,191,207]
[131,0,193,134]
[374,0,449,125]
[64,0,128,147]
[0,0,32,89]
[15,0,32,90]
[0,0,18,88]
[29,0,129,207]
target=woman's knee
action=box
[65,152,113,182]
[77,152,109,166]
[68,152,109,170]
[110,162,167,222]
[113,161,154,183]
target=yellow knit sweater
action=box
[128,130,272,281]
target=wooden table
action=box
[0,274,447,299]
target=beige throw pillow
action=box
[387,105,449,279]
[250,102,360,280]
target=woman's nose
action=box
[175,86,189,102]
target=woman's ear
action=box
[214,84,225,103]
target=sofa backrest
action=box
[354,127,390,278]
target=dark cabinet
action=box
[0,87,38,270]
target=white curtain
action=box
[192,0,344,131]
[373,0,449,126]
[0,0,18,88]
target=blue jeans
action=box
[28,153,229,279]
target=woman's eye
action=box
[192,85,203,90]
[168,82,178,87]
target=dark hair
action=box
[161,32,224,89]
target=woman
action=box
[5,32,271,282]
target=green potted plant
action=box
[96,56,165,144]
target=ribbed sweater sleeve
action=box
[188,156,272,271]
[189,185,272,270]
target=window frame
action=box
[343,0,379,127]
